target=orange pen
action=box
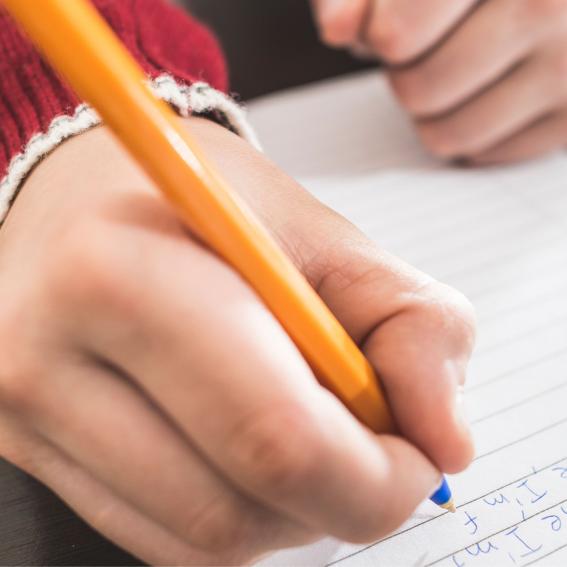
[3,0,455,512]
[3,0,393,433]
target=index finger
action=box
[367,0,479,63]
[309,239,476,474]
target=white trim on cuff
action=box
[0,74,260,224]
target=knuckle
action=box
[416,282,477,353]
[227,405,321,500]
[47,214,131,312]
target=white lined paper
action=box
[250,72,567,567]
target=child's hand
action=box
[313,0,567,164]
[0,118,474,565]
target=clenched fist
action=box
[313,0,567,164]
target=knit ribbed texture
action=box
[0,76,260,223]
[0,0,243,222]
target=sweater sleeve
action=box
[0,0,259,223]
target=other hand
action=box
[313,0,567,164]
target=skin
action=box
[312,0,567,164]
[0,118,474,565]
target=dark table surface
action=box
[0,1,373,565]
[0,461,139,565]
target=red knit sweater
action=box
[0,0,244,221]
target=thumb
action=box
[303,237,476,475]
[364,278,476,474]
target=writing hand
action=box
[0,117,474,564]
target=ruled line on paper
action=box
[466,347,567,393]
[473,296,567,355]
[392,215,544,270]
[458,460,567,507]
[473,418,567,462]
[522,542,567,567]
[475,272,567,323]
[467,333,567,392]
[366,192,526,253]
[455,457,567,509]
[442,241,567,299]
[311,172,506,227]
[430,241,565,293]
[326,457,567,567]
[473,314,567,357]
[470,382,567,425]
[422,499,567,566]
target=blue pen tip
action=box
[430,476,455,512]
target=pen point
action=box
[440,499,456,513]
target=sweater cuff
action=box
[0,0,260,225]
[0,75,260,223]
